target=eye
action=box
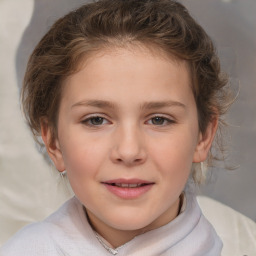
[147,116,175,126]
[82,116,110,126]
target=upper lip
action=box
[102,178,154,185]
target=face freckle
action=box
[45,46,213,247]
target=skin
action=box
[41,46,217,248]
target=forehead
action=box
[67,43,191,83]
[61,45,193,107]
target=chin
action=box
[104,212,157,232]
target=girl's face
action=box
[43,46,216,247]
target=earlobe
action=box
[193,118,218,163]
[40,118,66,172]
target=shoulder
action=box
[0,197,79,256]
[197,196,256,256]
[0,222,55,256]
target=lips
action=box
[113,183,145,188]
[102,179,154,199]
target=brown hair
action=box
[21,0,231,181]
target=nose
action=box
[110,125,147,166]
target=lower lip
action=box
[103,184,153,199]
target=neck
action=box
[84,196,181,249]
[85,209,140,248]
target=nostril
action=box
[110,143,147,165]
[115,157,144,165]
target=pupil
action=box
[152,117,164,125]
[91,117,103,125]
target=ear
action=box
[40,118,66,172]
[193,117,218,163]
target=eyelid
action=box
[81,113,112,126]
[145,114,176,125]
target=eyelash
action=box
[146,115,175,126]
[81,114,175,127]
[81,115,110,126]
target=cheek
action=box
[149,131,197,176]
[62,142,107,198]
[61,136,108,177]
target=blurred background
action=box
[0,0,255,245]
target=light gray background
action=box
[0,0,255,245]
[181,0,256,222]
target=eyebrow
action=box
[71,100,116,109]
[140,101,186,110]
[71,99,186,110]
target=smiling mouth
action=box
[102,179,154,199]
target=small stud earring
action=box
[60,170,67,177]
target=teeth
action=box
[128,184,142,188]
[115,183,142,188]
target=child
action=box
[1,0,231,255]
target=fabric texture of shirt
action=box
[0,192,222,256]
